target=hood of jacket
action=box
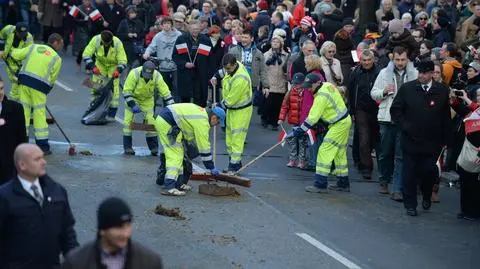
[385,60,418,82]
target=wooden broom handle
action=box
[235,140,284,174]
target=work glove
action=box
[210,168,220,176]
[112,70,120,78]
[132,105,141,113]
[293,127,305,138]
[92,66,101,75]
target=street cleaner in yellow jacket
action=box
[293,73,352,193]
[0,22,33,102]
[122,60,174,156]
[82,30,127,119]
[9,33,64,154]
[153,103,225,196]
[217,54,253,173]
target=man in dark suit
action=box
[62,197,163,269]
[0,78,27,184]
[98,0,126,35]
[390,60,451,216]
[0,143,79,269]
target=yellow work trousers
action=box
[316,116,352,177]
[18,85,48,140]
[91,73,120,109]
[225,106,252,164]
[154,116,184,188]
[123,101,156,138]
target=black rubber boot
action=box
[146,136,159,156]
[156,154,166,185]
[123,135,135,155]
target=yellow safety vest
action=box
[167,103,212,158]
[303,82,349,128]
[82,35,127,70]
[123,67,174,104]
[0,25,33,70]
[12,44,61,95]
[221,61,252,110]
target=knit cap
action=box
[97,197,132,230]
[388,19,404,34]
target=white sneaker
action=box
[179,184,192,191]
[162,188,186,196]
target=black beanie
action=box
[97,197,132,230]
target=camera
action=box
[454,90,464,97]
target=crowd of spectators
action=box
[2,0,480,219]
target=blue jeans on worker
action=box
[378,123,403,193]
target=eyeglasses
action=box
[328,50,335,53]
[419,17,427,20]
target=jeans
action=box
[20,8,29,25]
[378,123,403,193]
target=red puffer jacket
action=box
[279,86,303,125]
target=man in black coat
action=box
[98,0,126,35]
[347,49,380,181]
[390,60,451,216]
[289,40,316,79]
[0,143,79,269]
[0,79,27,185]
[61,197,163,269]
[172,21,213,107]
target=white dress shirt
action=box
[422,81,433,92]
[18,175,44,199]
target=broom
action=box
[45,106,76,156]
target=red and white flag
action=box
[278,130,287,147]
[69,5,80,18]
[89,10,102,21]
[197,44,211,56]
[175,43,188,54]
[307,129,316,145]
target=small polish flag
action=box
[89,10,102,21]
[197,44,211,56]
[307,129,316,145]
[69,5,80,18]
[278,130,287,147]
[175,43,188,54]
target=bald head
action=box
[14,144,47,181]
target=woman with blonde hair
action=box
[304,54,325,81]
[319,41,343,86]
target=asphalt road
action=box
[2,52,479,269]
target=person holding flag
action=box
[82,30,127,119]
[70,0,96,58]
[0,22,33,102]
[293,73,353,193]
[172,21,213,106]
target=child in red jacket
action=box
[278,73,309,169]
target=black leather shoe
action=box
[406,208,418,216]
[422,200,431,210]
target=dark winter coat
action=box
[209,38,226,75]
[390,80,452,154]
[117,18,145,65]
[98,2,125,34]
[38,0,64,28]
[279,86,303,125]
[316,12,343,44]
[433,28,452,48]
[292,27,318,47]
[333,29,355,68]
[385,29,419,60]
[252,10,271,40]
[268,21,292,48]
[0,175,79,269]
[289,52,306,78]
[134,2,156,31]
[348,64,380,114]
[0,97,26,184]
[61,240,163,269]
[172,33,213,99]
